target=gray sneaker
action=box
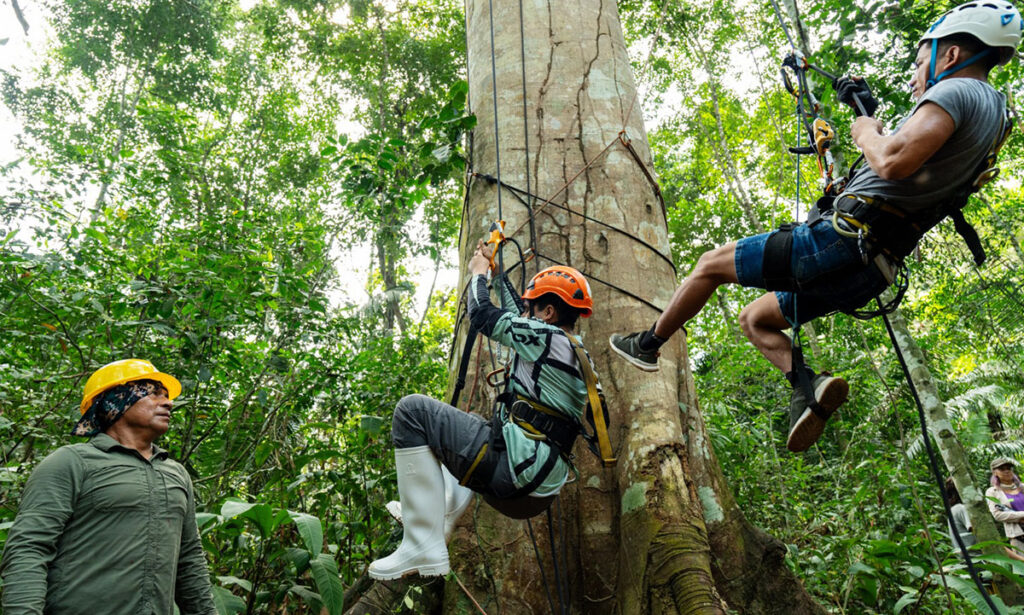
[786,373,848,452]
[609,332,660,372]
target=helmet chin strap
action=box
[927,39,992,88]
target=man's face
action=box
[119,385,173,437]
[910,43,932,100]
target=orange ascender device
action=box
[485,220,506,269]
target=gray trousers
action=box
[391,394,520,499]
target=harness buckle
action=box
[508,400,548,441]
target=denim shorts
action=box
[735,219,889,326]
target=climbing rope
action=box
[472,172,676,273]
[527,514,560,615]
[546,503,570,615]
[486,0,504,267]
[517,0,537,280]
[524,498,572,615]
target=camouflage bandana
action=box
[72,379,164,437]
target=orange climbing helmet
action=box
[522,266,593,317]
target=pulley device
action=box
[780,51,870,198]
[450,219,528,409]
[486,219,507,270]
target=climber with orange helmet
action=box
[1,360,217,614]
[368,238,613,581]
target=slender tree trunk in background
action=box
[882,298,1021,600]
[11,0,30,35]
[980,196,1024,264]
[715,290,743,344]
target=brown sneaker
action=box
[786,373,848,452]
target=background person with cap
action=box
[944,475,1024,563]
[0,359,217,615]
[986,456,1024,556]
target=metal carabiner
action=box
[485,367,507,388]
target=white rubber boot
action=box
[369,446,449,580]
[385,465,473,541]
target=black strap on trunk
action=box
[449,322,478,407]
[948,206,986,266]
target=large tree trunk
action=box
[438,1,824,613]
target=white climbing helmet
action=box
[919,1,1024,65]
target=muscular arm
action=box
[850,102,955,180]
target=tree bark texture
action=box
[436,1,826,613]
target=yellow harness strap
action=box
[570,339,616,467]
[459,443,489,487]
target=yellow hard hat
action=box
[80,359,181,414]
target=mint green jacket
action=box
[467,273,596,496]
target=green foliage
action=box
[196,499,346,614]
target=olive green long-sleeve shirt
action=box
[0,434,217,615]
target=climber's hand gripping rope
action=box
[833,76,877,118]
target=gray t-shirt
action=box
[844,78,1006,215]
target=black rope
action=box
[546,506,569,615]
[879,306,1000,615]
[533,252,665,313]
[486,0,505,275]
[473,172,677,274]
[768,0,800,52]
[527,517,559,615]
[557,495,571,613]
[517,0,537,283]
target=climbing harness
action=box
[767,4,1009,612]
[456,322,616,493]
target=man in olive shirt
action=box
[1,359,217,615]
